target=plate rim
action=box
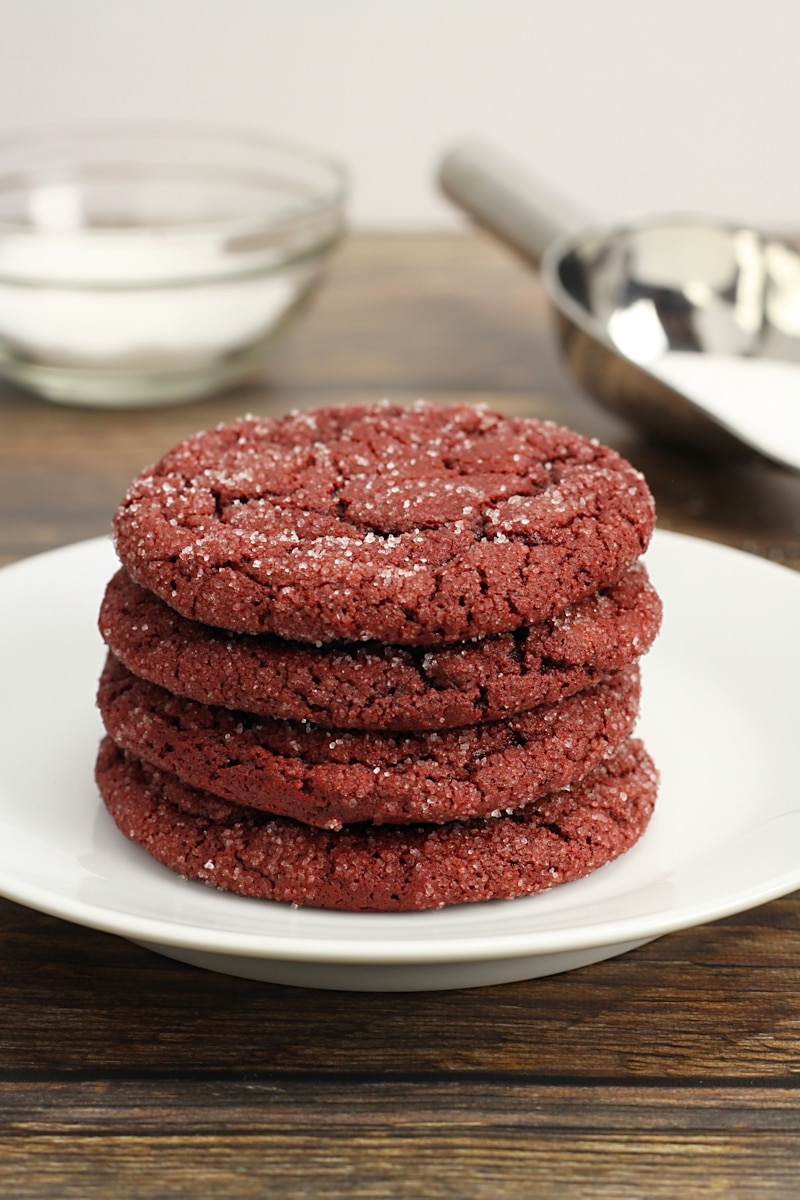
[3,854,799,965]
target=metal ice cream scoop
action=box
[438,142,800,472]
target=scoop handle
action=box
[437,141,587,268]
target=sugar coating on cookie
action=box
[99,561,661,730]
[112,402,656,644]
[96,736,657,911]
[98,654,641,829]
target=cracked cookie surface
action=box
[97,655,641,829]
[112,402,657,645]
[96,737,657,911]
[100,562,661,731]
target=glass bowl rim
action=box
[0,119,349,242]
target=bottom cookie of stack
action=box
[96,736,657,913]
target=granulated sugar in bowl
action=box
[0,123,347,406]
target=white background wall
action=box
[0,0,797,233]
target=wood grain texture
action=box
[0,234,798,1198]
[2,1133,799,1200]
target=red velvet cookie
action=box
[112,402,656,644]
[99,562,661,731]
[97,655,640,829]
[96,736,657,911]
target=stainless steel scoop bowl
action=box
[439,142,800,471]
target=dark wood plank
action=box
[3,1075,799,1196]
[4,1079,800,1132]
[1,1129,798,1199]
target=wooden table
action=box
[1,235,799,1198]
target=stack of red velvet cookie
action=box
[96,402,661,911]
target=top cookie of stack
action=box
[113,400,655,645]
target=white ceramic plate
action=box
[0,531,798,991]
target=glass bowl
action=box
[0,124,348,406]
